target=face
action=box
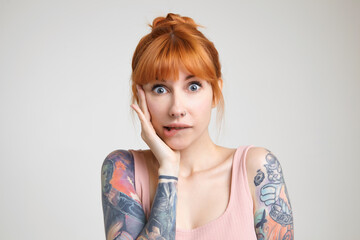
[143,68,214,150]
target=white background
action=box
[1,0,359,239]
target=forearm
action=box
[137,175,178,240]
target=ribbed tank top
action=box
[129,145,257,240]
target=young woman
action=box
[101,13,294,240]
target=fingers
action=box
[131,84,157,140]
[130,103,147,125]
[136,85,151,121]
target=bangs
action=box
[133,34,217,84]
[131,13,224,132]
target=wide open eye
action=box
[188,81,202,92]
[152,84,168,94]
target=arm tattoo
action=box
[102,150,146,240]
[102,150,178,240]
[137,178,178,240]
[254,169,265,186]
[254,151,294,240]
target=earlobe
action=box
[218,78,223,91]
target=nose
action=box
[168,93,187,118]
[171,111,186,118]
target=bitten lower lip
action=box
[163,127,191,137]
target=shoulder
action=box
[245,146,283,199]
[102,149,135,176]
[245,146,270,172]
[102,149,134,168]
[101,149,136,195]
[245,146,281,175]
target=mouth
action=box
[164,126,190,131]
[163,126,191,137]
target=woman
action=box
[101,13,294,240]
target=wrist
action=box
[159,175,178,181]
[158,166,179,178]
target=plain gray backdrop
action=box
[1,0,359,239]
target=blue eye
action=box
[151,81,202,94]
[189,81,202,92]
[152,85,167,94]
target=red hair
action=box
[131,13,224,121]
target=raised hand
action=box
[131,84,180,177]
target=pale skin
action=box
[101,67,294,239]
[246,148,294,239]
[133,68,238,230]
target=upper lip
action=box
[164,123,192,128]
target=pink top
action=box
[129,145,257,240]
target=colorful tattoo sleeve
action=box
[101,150,178,240]
[101,150,146,240]
[253,150,294,240]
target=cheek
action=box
[192,98,212,110]
[190,95,213,119]
[146,96,166,121]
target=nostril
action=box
[170,111,187,118]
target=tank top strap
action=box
[129,149,151,220]
[232,144,255,213]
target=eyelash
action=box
[151,81,203,94]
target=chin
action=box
[163,139,191,151]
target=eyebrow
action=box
[186,75,195,80]
[158,75,195,82]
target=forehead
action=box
[144,57,213,83]
[157,74,195,82]
[160,65,211,81]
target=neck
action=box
[177,129,220,178]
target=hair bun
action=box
[151,13,200,30]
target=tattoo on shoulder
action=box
[102,150,138,199]
[264,152,283,183]
[254,169,265,186]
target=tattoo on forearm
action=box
[254,151,294,239]
[137,178,178,240]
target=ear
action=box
[212,78,223,108]
[218,77,223,91]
